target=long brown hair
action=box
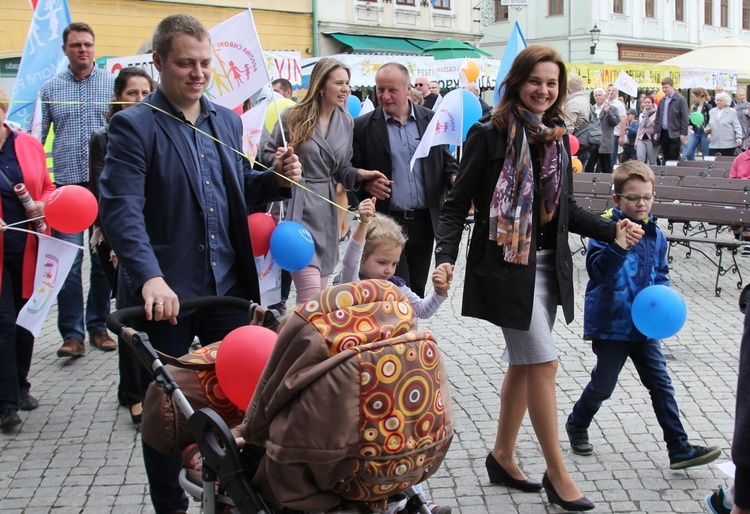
[491,45,568,132]
[286,57,352,148]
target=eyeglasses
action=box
[415,83,425,87]
[66,42,94,49]
[616,193,655,203]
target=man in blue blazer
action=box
[99,14,301,513]
[352,63,457,297]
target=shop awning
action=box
[327,33,436,55]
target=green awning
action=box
[327,33,436,55]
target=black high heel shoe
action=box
[130,403,142,424]
[485,453,542,492]
[542,472,594,511]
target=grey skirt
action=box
[500,250,560,365]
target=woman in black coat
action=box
[434,46,640,511]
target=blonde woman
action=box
[263,58,385,306]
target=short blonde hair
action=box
[362,213,407,260]
[613,161,655,194]
[0,84,8,113]
[568,75,584,92]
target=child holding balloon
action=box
[341,198,452,318]
[565,160,721,470]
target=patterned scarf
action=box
[489,107,566,265]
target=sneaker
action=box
[566,421,594,456]
[425,501,452,514]
[706,486,733,514]
[19,393,38,411]
[0,409,21,432]
[89,331,116,351]
[669,444,721,469]
[57,337,85,358]
[743,245,750,256]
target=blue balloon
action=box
[269,221,315,272]
[460,89,482,141]
[631,285,687,339]
[347,95,362,117]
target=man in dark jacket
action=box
[653,76,689,161]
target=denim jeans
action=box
[685,128,709,161]
[568,338,690,456]
[53,228,112,341]
[0,253,34,411]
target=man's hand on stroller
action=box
[142,276,179,324]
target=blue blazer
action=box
[99,88,288,306]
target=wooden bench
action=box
[680,175,750,191]
[651,165,728,178]
[572,177,612,255]
[651,186,748,295]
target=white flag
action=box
[240,99,270,162]
[614,70,639,97]
[17,235,80,337]
[410,88,464,169]
[205,8,271,109]
[360,97,375,116]
[255,253,281,307]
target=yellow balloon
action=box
[459,60,481,84]
[264,98,296,133]
[572,157,583,173]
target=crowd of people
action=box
[0,15,748,514]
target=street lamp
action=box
[589,24,601,55]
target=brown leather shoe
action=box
[90,331,116,351]
[57,337,85,358]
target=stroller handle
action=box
[106,296,255,334]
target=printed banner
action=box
[566,63,680,90]
[679,68,738,91]
[302,54,435,88]
[204,8,271,109]
[17,235,80,337]
[8,0,71,129]
[255,253,281,307]
[240,99,269,161]
[432,58,501,92]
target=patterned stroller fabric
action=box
[239,279,454,512]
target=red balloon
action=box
[215,325,277,410]
[569,134,580,156]
[248,213,276,257]
[45,185,98,234]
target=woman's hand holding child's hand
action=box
[432,263,454,297]
[615,219,645,249]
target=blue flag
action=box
[8,0,71,130]
[493,21,527,107]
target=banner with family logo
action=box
[679,67,737,91]
[432,58,500,92]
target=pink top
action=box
[730,149,750,180]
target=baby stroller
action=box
[106,280,454,514]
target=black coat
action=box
[352,105,458,233]
[434,121,616,330]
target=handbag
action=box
[574,105,603,149]
[141,303,277,454]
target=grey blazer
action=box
[707,107,743,150]
[263,107,358,276]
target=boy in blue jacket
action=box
[565,161,721,470]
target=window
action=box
[645,0,655,17]
[495,0,509,21]
[397,0,416,4]
[548,0,563,15]
[613,0,624,14]
[721,0,728,26]
[744,0,750,29]
[705,0,713,25]
[433,0,450,8]
[675,0,685,21]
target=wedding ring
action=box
[156,301,164,306]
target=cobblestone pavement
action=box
[0,223,744,513]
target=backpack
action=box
[574,105,603,149]
[239,279,454,512]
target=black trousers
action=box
[389,209,434,298]
[659,130,682,161]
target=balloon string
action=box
[2,226,84,249]
[5,216,44,228]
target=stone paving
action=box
[0,223,744,513]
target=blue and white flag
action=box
[493,21,527,107]
[8,0,71,129]
[410,88,465,170]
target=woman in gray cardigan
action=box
[584,88,619,174]
[263,58,384,306]
[706,92,743,157]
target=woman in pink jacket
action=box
[0,85,55,433]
